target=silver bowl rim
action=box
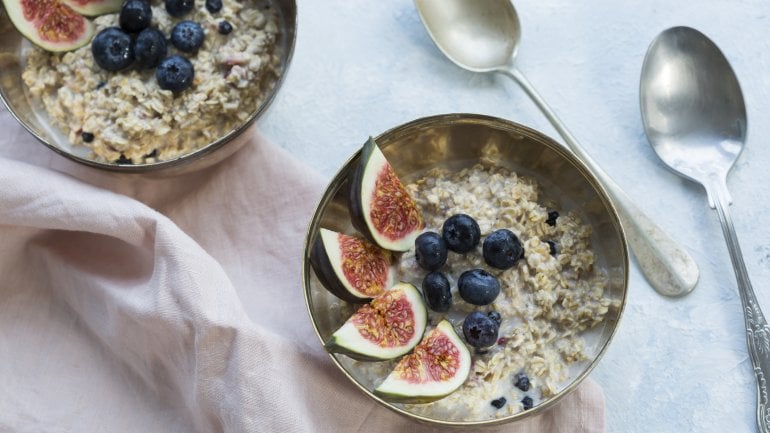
[301,113,629,426]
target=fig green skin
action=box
[348,136,379,246]
[324,284,428,362]
[309,234,370,304]
[62,0,123,16]
[373,388,451,404]
[324,337,403,362]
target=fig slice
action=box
[2,0,94,52]
[310,228,396,303]
[61,0,122,17]
[325,282,428,361]
[349,137,424,252]
[374,320,471,404]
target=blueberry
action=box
[442,214,480,253]
[458,269,500,305]
[482,229,524,270]
[165,0,194,17]
[490,397,507,409]
[546,240,558,256]
[422,271,451,312]
[218,20,233,35]
[81,132,94,142]
[156,55,194,92]
[115,154,133,164]
[91,27,134,71]
[134,28,167,69]
[415,231,448,271]
[462,311,499,348]
[205,0,222,13]
[546,210,559,226]
[521,396,534,410]
[171,20,205,53]
[514,372,530,391]
[119,0,152,33]
[487,310,502,326]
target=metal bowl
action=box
[0,0,296,175]
[302,113,628,426]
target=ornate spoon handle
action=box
[708,178,770,433]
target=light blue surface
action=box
[261,1,770,432]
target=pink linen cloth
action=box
[0,106,604,433]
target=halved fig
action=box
[2,0,94,52]
[310,228,396,303]
[374,320,471,404]
[61,0,122,16]
[325,282,427,361]
[349,137,424,251]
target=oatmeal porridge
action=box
[21,0,281,164]
[331,162,621,421]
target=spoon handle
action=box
[708,178,770,433]
[499,66,699,297]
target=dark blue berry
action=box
[487,310,502,326]
[81,132,94,142]
[422,271,451,312]
[483,229,524,270]
[120,0,152,33]
[91,27,134,71]
[156,55,194,93]
[115,154,133,164]
[171,20,205,53]
[546,240,558,256]
[546,210,559,226]
[490,397,507,409]
[415,231,447,271]
[462,311,499,348]
[205,0,222,13]
[458,269,500,305]
[95,81,107,90]
[165,0,194,17]
[442,214,480,253]
[521,396,534,410]
[514,372,530,391]
[134,28,167,69]
[218,20,233,35]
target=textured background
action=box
[260,1,770,432]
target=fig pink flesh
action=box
[338,233,390,297]
[351,290,415,348]
[369,163,423,242]
[20,0,87,43]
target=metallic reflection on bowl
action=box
[302,113,628,427]
[0,0,296,175]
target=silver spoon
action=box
[640,26,769,432]
[414,0,699,296]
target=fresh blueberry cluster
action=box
[413,211,561,414]
[91,0,234,93]
[414,213,529,349]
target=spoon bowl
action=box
[414,0,700,296]
[641,26,746,191]
[640,26,769,433]
[415,1,520,71]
